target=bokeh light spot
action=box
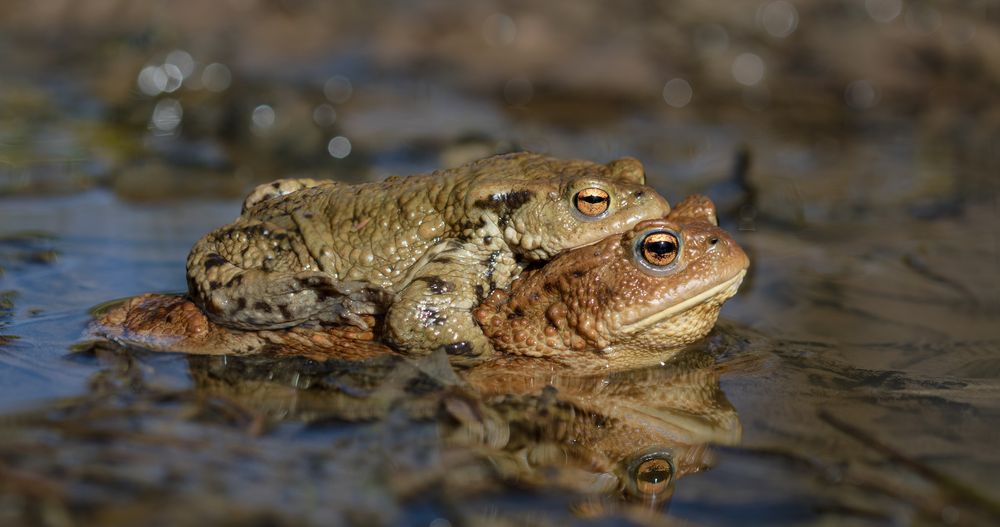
[137,65,166,96]
[313,104,337,127]
[328,136,352,159]
[732,53,765,86]
[865,0,903,23]
[845,80,879,109]
[759,1,798,38]
[662,79,692,108]
[165,49,195,78]
[483,13,517,47]
[161,63,184,93]
[324,76,353,104]
[251,104,276,133]
[693,24,729,55]
[151,99,183,132]
[202,63,232,92]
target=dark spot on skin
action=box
[303,212,315,219]
[543,282,558,293]
[491,190,534,211]
[573,271,585,278]
[237,298,247,310]
[507,306,525,320]
[298,276,323,288]
[475,190,535,230]
[203,253,226,269]
[595,285,615,305]
[314,287,333,302]
[361,287,390,305]
[481,250,501,286]
[474,284,485,300]
[416,276,455,294]
[279,304,293,319]
[418,306,447,326]
[226,275,243,288]
[271,182,281,189]
[253,302,273,313]
[432,256,454,264]
[443,341,477,356]
[208,281,221,289]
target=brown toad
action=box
[102,195,746,371]
[186,152,670,364]
[473,194,749,370]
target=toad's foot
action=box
[385,242,517,367]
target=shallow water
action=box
[2,2,1000,526]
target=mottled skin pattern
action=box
[97,195,747,372]
[186,152,670,364]
[473,195,749,370]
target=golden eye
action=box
[634,457,674,496]
[574,188,610,216]
[641,232,679,267]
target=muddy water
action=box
[1,2,1000,526]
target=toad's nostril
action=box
[709,237,719,246]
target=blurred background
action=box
[1,1,1000,526]
[2,0,997,214]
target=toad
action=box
[98,195,747,371]
[186,152,670,364]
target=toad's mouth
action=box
[618,269,747,333]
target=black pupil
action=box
[646,240,676,256]
[639,466,670,484]
[579,194,607,204]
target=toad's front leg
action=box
[384,242,518,366]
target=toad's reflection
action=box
[185,342,740,510]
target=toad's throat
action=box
[619,270,747,333]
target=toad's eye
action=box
[634,457,673,495]
[625,451,675,501]
[574,188,610,216]
[640,231,679,267]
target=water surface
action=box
[1,2,999,525]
